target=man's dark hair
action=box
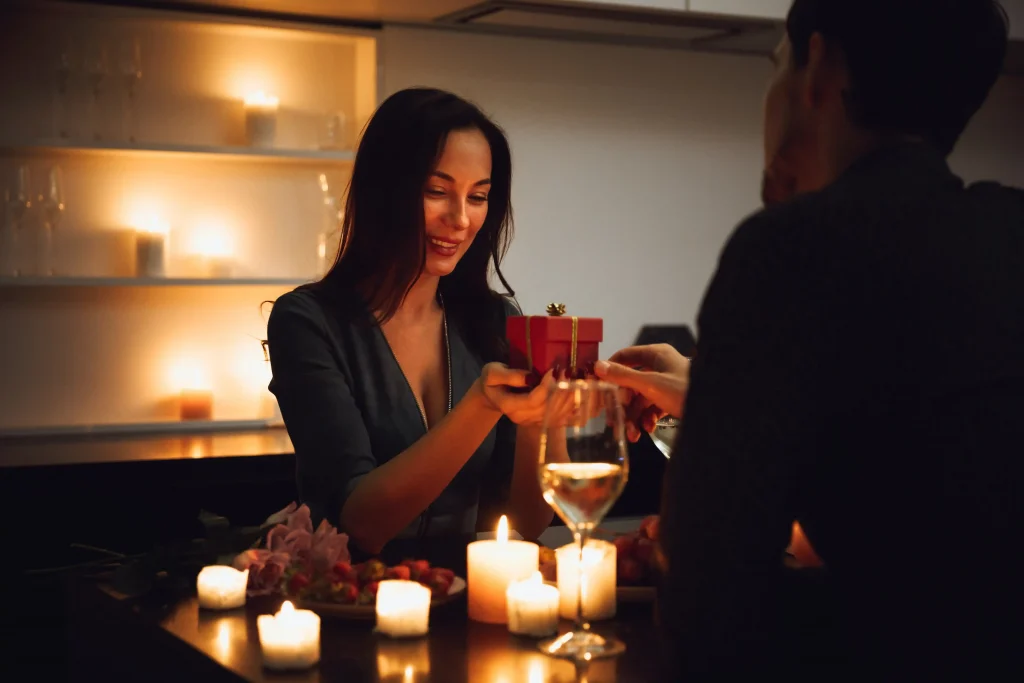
[786,0,1009,155]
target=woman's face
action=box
[422,127,492,278]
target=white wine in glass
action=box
[538,379,629,661]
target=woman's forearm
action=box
[342,383,502,554]
[508,425,556,540]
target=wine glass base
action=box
[538,630,626,661]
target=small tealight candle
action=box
[257,600,320,670]
[196,565,248,610]
[376,580,431,638]
[506,571,560,637]
[133,215,168,278]
[180,388,213,421]
[467,515,539,624]
[556,539,617,621]
[244,91,279,148]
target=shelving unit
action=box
[0,276,311,287]
[1,141,356,164]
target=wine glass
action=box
[538,379,629,661]
[650,416,680,458]
[119,38,142,143]
[2,166,32,277]
[38,166,65,276]
[86,44,109,141]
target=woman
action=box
[267,88,555,561]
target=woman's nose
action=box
[449,199,471,230]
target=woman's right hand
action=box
[475,363,556,426]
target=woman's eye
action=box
[425,188,445,197]
[469,194,489,203]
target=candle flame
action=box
[403,665,414,683]
[280,600,294,614]
[497,515,508,543]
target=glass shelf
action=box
[0,276,310,287]
[0,140,355,164]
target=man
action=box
[596,0,1022,679]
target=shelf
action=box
[0,276,311,287]
[0,140,356,164]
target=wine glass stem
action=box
[575,530,590,633]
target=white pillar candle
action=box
[196,565,248,610]
[376,580,431,638]
[506,571,560,637]
[257,600,320,670]
[244,92,279,148]
[467,515,539,624]
[556,539,617,621]
[135,230,166,277]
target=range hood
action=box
[433,1,784,56]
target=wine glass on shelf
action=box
[86,44,109,141]
[37,166,65,276]
[53,43,74,139]
[119,38,142,143]
[538,379,629,661]
[2,166,33,277]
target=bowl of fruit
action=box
[285,558,465,619]
[538,515,661,602]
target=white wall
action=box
[381,26,1024,356]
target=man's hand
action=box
[594,344,690,442]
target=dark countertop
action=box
[69,518,657,683]
[0,427,294,468]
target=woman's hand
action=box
[475,364,556,426]
[594,344,691,442]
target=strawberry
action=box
[287,572,311,596]
[332,561,358,583]
[613,534,636,559]
[357,558,386,583]
[633,538,655,565]
[424,574,452,598]
[618,557,644,584]
[405,559,430,581]
[638,515,660,542]
[433,567,455,583]
[384,565,411,581]
[330,581,359,604]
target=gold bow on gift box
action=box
[525,302,579,373]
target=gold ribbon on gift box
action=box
[525,302,579,373]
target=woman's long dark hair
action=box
[314,87,516,362]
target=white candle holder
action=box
[506,572,560,637]
[244,92,279,148]
[466,515,539,624]
[375,580,431,638]
[196,566,248,610]
[257,601,320,670]
[135,230,166,277]
[556,539,617,621]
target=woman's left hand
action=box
[477,365,558,426]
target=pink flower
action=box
[232,502,350,595]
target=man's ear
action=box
[801,32,830,109]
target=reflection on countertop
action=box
[0,426,293,468]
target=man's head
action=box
[762,0,1009,205]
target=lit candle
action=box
[196,565,248,610]
[376,580,431,638]
[466,515,539,624]
[257,600,320,670]
[134,215,168,278]
[506,571,560,637]
[180,388,213,421]
[243,91,279,148]
[555,539,616,621]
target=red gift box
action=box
[506,303,603,382]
